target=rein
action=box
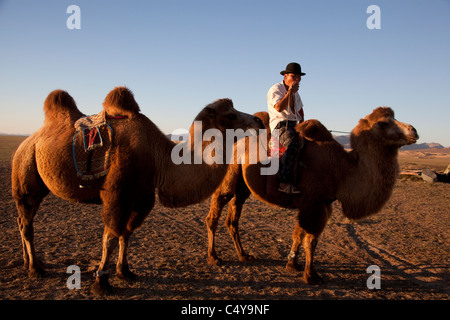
[329,130,351,134]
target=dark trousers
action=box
[275,121,302,184]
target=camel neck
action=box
[157,124,230,208]
[338,143,399,220]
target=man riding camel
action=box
[267,62,305,194]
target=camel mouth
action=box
[405,128,419,145]
[396,121,419,146]
[406,135,419,145]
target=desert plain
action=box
[0,135,448,300]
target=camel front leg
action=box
[116,193,154,278]
[225,196,254,263]
[285,223,304,272]
[206,193,232,265]
[293,203,331,284]
[116,231,137,280]
[302,233,323,284]
[91,227,118,295]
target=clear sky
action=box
[1,0,449,146]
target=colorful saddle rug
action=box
[73,111,114,181]
[268,136,286,158]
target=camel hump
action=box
[43,89,80,118]
[296,119,333,142]
[103,86,140,118]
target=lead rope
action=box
[286,86,298,130]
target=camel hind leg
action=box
[12,148,49,277]
[16,198,45,278]
[15,194,48,277]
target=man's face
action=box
[284,73,301,86]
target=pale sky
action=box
[1,0,449,146]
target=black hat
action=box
[280,62,306,76]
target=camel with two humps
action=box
[11,86,264,295]
[206,107,419,284]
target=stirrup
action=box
[278,183,301,194]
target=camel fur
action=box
[206,107,419,284]
[11,87,263,295]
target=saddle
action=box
[72,111,127,182]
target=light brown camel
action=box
[206,107,419,284]
[11,86,264,294]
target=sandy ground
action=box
[0,137,448,301]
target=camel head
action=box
[103,86,140,118]
[351,107,419,149]
[193,98,265,132]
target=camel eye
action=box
[377,121,389,129]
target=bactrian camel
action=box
[206,107,418,284]
[11,86,264,294]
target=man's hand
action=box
[274,82,299,112]
[289,83,299,94]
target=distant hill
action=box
[333,135,351,149]
[332,135,444,150]
[400,142,444,150]
[2,133,444,150]
[0,133,29,137]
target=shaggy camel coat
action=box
[206,107,419,284]
[11,87,264,295]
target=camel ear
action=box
[358,118,370,129]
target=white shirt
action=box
[267,82,303,132]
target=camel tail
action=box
[43,89,80,118]
[103,86,140,118]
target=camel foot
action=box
[91,276,114,296]
[207,256,223,266]
[285,259,302,273]
[28,264,47,278]
[25,259,46,278]
[238,254,255,263]
[116,267,137,282]
[303,271,323,285]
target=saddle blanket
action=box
[75,111,107,151]
[268,136,286,158]
[73,111,113,180]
